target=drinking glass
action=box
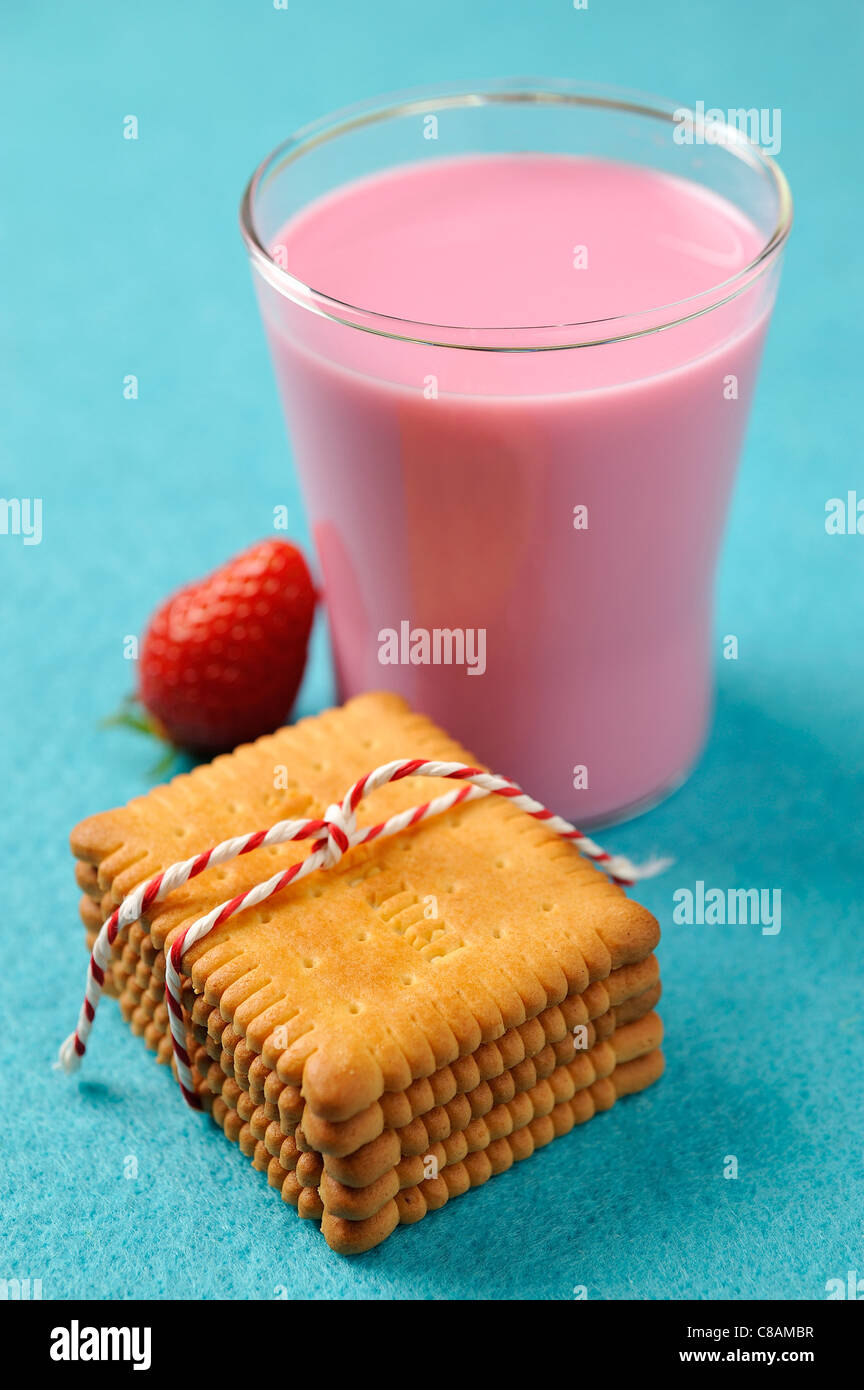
[240,81,791,824]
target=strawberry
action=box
[130,539,316,755]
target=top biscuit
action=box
[71,692,659,1121]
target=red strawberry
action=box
[134,539,316,754]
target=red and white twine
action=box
[58,758,669,1107]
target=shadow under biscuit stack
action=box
[70,693,664,1254]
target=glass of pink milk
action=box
[240,81,791,826]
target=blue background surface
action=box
[1,0,862,1301]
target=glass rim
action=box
[239,79,793,352]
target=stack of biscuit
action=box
[71,692,663,1253]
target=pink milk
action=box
[252,155,776,823]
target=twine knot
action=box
[314,800,357,868]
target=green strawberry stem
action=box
[101,696,181,778]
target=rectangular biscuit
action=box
[70,692,663,1251]
[206,1009,663,1193]
[91,895,662,1240]
[207,1036,665,1253]
[82,902,658,1139]
[71,692,659,1125]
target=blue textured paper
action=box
[1,0,862,1301]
